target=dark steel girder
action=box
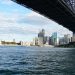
[12,0,75,32]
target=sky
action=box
[0,0,73,42]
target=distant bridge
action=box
[12,0,75,32]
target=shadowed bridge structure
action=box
[12,0,75,32]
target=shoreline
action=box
[0,45,75,48]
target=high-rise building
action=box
[59,34,71,45]
[38,29,45,46]
[33,37,38,46]
[49,37,52,45]
[45,36,49,45]
[64,34,71,44]
[38,29,45,37]
[59,37,65,45]
[71,33,75,42]
[38,37,43,46]
[51,32,59,45]
[43,36,47,44]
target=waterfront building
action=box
[33,38,36,45]
[38,29,45,38]
[45,37,50,45]
[33,37,38,46]
[24,42,31,46]
[1,41,18,45]
[43,36,47,44]
[64,34,71,44]
[38,29,45,46]
[59,37,66,45]
[51,32,59,45]
[38,37,43,46]
[59,34,71,45]
[20,41,23,45]
[71,33,75,42]
[49,37,52,45]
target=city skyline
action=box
[0,0,73,42]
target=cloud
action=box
[0,0,14,5]
[0,0,73,42]
[0,10,73,41]
[21,11,73,36]
[0,12,40,35]
[19,11,58,26]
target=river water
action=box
[0,46,75,75]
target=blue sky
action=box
[0,0,73,42]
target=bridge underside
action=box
[12,0,75,32]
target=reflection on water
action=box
[0,46,75,75]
